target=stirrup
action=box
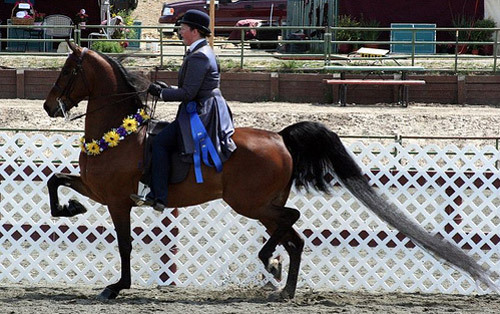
[130,194,165,212]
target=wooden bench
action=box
[323,65,426,106]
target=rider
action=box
[131,9,236,211]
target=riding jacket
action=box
[160,39,236,161]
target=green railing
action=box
[1,24,500,73]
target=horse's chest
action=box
[79,147,141,185]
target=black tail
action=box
[279,121,362,192]
[279,121,499,292]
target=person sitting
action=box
[130,10,236,211]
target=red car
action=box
[159,0,287,35]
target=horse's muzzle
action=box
[43,101,63,118]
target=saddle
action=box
[140,119,190,185]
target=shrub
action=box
[91,41,125,53]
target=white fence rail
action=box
[0,131,499,294]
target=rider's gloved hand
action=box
[154,81,170,89]
[147,83,163,98]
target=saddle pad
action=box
[140,120,190,185]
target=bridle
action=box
[51,47,149,121]
[52,47,91,120]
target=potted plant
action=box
[471,18,496,55]
[360,17,381,48]
[451,15,475,54]
[336,15,361,53]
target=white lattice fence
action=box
[1,131,499,294]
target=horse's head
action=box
[44,41,92,118]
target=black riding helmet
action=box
[179,9,211,35]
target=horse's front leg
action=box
[98,203,132,300]
[47,173,90,217]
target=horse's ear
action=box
[66,40,80,54]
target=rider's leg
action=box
[147,119,179,205]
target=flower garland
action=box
[80,108,150,156]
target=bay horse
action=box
[43,41,498,300]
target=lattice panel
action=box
[0,131,499,294]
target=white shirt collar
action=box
[189,39,205,52]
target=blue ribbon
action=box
[186,101,223,183]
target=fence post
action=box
[240,29,245,69]
[454,30,459,73]
[74,24,81,46]
[411,29,416,66]
[457,75,466,104]
[324,27,332,66]
[270,72,279,101]
[16,69,24,99]
[160,28,164,68]
[494,30,498,73]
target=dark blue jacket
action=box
[160,40,236,161]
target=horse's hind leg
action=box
[47,173,91,217]
[278,229,304,299]
[258,206,304,299]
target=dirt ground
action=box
[3,99,500,139]
[2,98,500,313]
[1,284,499,314]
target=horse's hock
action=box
[1,131,499,294]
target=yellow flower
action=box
[104,130,120,147]
[139,108,150,121]
[79,137,86,153]
[86,140,101,156]
[122,117,138,133]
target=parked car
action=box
[159,0,287,35]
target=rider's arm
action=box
[160,53,209,101]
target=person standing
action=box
[131,10,236,211]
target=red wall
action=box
[339,0,484,27]
[339,0,484,42]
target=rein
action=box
[54,47,150,121]
[68,90,147,122]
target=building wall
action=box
[339,0,484,42]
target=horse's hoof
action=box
[267,290,292,302]
[266,258,282,281]
[51,200,87,217]
[67,199,87,215]
[97,287,119,300]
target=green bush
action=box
[360,18,381,41]
[471,18,496,44]
[91,41,125,53]
[336,15,361,41]
[451,15,475,41]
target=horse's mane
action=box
[95,51,150,109]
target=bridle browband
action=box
[52,47,148,121]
